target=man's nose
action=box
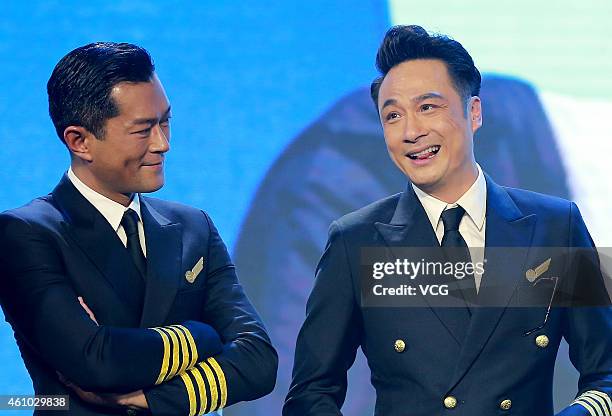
[150,124,170,153]
[403,114,427,143]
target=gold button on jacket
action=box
[444,396,457,409]
[500,399,512,410]
[535,335,549,348]
[394,339,405,353]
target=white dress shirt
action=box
[412,164,487,292]
[67,167,147,256]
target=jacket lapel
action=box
[52,175,145,322]
[374,185,471,345]
[139,198,183,328]
[447,175,536,391]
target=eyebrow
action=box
[380,92,445,111]
[129,106,172,126]
[381,98,398,111]
[412,92,445,102]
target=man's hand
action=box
[59,372,149,409]
[78,296,98,325]
[61,297,149,410]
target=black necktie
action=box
[441,206,477,309]
[121,209,147,279]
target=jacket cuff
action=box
[570,390,612,416]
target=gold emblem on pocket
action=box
[185,257,204,283]
[526,258,551,282]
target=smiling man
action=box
[376,58,480,204]
[284,26,611,416]
[0,42,277,415]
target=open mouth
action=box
[406,145,440,160]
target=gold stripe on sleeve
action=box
[574,398,601,416]
[174,324,198,368]
[169,325,190,374]
[207,357,227,408]
[199,361,218,411]
[150,327,170,385]
[179,372,197,416]
[585,391,612,415]
[189,365,208,415]
[164,326,182,379]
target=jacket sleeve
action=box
[0,213,223,393]
[558,203,612,416]
[143,212,278,416]
[282,221,362,416]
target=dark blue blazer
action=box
[0,175,277,415]
[284,175,611,416]
[232,76,573,416]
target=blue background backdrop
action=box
[1,1,611,414]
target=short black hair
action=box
[370,25,481,111]
[47,42,155,142]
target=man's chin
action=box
[404,171,441,191]
[410,182,438,195]
[136,180,164,194]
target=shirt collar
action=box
[411,164,487,231]
[67,167,142,231]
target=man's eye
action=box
[385,112,401,121]
[420,104,436,112]
[135,128,152,136]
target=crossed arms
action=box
[0,210,277,414]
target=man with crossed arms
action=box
[0,42,277,415]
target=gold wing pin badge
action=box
[526,258,551,282]
[185,257,204,283]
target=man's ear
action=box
[64,126,95,162]
[469,96,482,132]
